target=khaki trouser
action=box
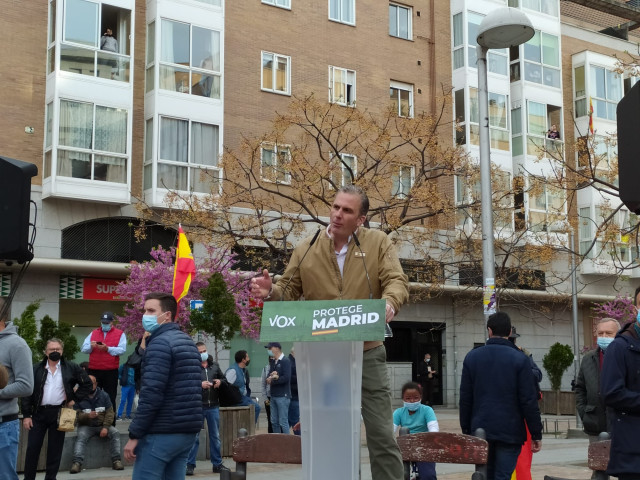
[362,345,404,480]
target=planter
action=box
[539,390,576,415]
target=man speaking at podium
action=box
[251,185,409,480]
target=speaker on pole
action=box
[617,82,640,214]
[0,156,37,263]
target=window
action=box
[330,0,355,24]
[145,22,155,94]
[157,116,221,193]
[56,99,128,184]
[143,118,153,190]
[452,13,464,69]
[591,66,622,121]
[159,20,221,99]
[466,12,507,75]
[520,0,559,17]
[468,88,509,150]
[263,0,290,7]
[523,31,560,88]
[390,82,413,117]
[511,107,523,156]
[392,165,414,198]
[574,65,586,117]
[389,4,411,40]
[579,206,631,262]
[455,170,512,229]
[262,52,291,95]
[330,153,356,187]
[47,0,56,74]
[592,135,619,186]
[261,143,291,184]
[527,177,565,232]
[526,101,562,155]
[454,89,466,145]
[59,0,131,82]
[329,66,356,106]
[44,102,54,179]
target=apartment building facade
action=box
[1,0,638,405]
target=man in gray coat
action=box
[0,298,34,480]
[575,317,619,440]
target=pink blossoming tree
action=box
[591,295,636,327]
[115,246,261,342]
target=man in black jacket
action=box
[460,312,542,480]
[185,342,229,476]
[21,338,92,480]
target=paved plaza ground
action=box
[37,408,594,480]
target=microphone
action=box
[279,228,321,300]
[352,231,393,338]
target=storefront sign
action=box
[59,276,124,301]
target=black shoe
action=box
[186,464,195,476]
[212,464,230,474]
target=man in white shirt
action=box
[21,338,92,480]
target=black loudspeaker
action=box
[617,81,640,214]
[0,156,38,263]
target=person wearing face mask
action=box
[225,350,261,424]
[185,342,228,476]
[393,382,439,480]
[575,317,619,466]
[417,353,438,405]
[601,289,640,480]
[81,311,127,425]
[21,338,93,480]
[123,292,202,480]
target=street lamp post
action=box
[476,8,534,323]
[570,230,583,429]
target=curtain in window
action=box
[95,106,127,154]
[191,122,218,167]
[59,100,93,149]
[541,33,559,68]
[527,102,546,135]
[488,93,507,128]
[263,53,274,90]
[160,117,188,162]
[276,56,288,92]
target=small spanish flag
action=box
[588,97,594,135]
[172,226,196,303]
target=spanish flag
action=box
[172,226,196,302]
[588,97,594,135]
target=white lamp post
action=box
[476,8,534,322]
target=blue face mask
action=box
[200,352,209,362]
[268,350,275,357]
[101,323,111,333]
[403,401,421,412]
[637,311,640,324]
[597,337,614,351]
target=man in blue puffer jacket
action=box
[123,292,202,480]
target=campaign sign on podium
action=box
[260,299,385,479]
[259,298,386,342]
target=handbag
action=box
[218,381,243,407]
[57,407,77,432]
[125,350,143,368]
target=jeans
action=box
[0,419,20,480]
[132,433,195,480]
[73,425,121,463]
[288,399,300,435]
[187,407,222,467]
[486,440,522,480]
[24,408,66,480]
[270,396,290,433]
[239,395,261,424]
[118,385,136,418]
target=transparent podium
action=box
[261,299,385,480]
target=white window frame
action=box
[527,176,565,233]
[262,0,291,8]
[330,153,357,187]
[452,12,464,70]
[468,88,510,151]
[261,51,291,95]
[523,30,560,88]
[156,115,222,194]
[260,142,292,184]
[390,81,414,118]
[329,66,356,106]
[590,65,622,121]
[329,0,355,25]
[389,3,412,40]
[579,206,631,262]
[392,165,414,198]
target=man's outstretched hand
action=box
[250,269,272,300]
